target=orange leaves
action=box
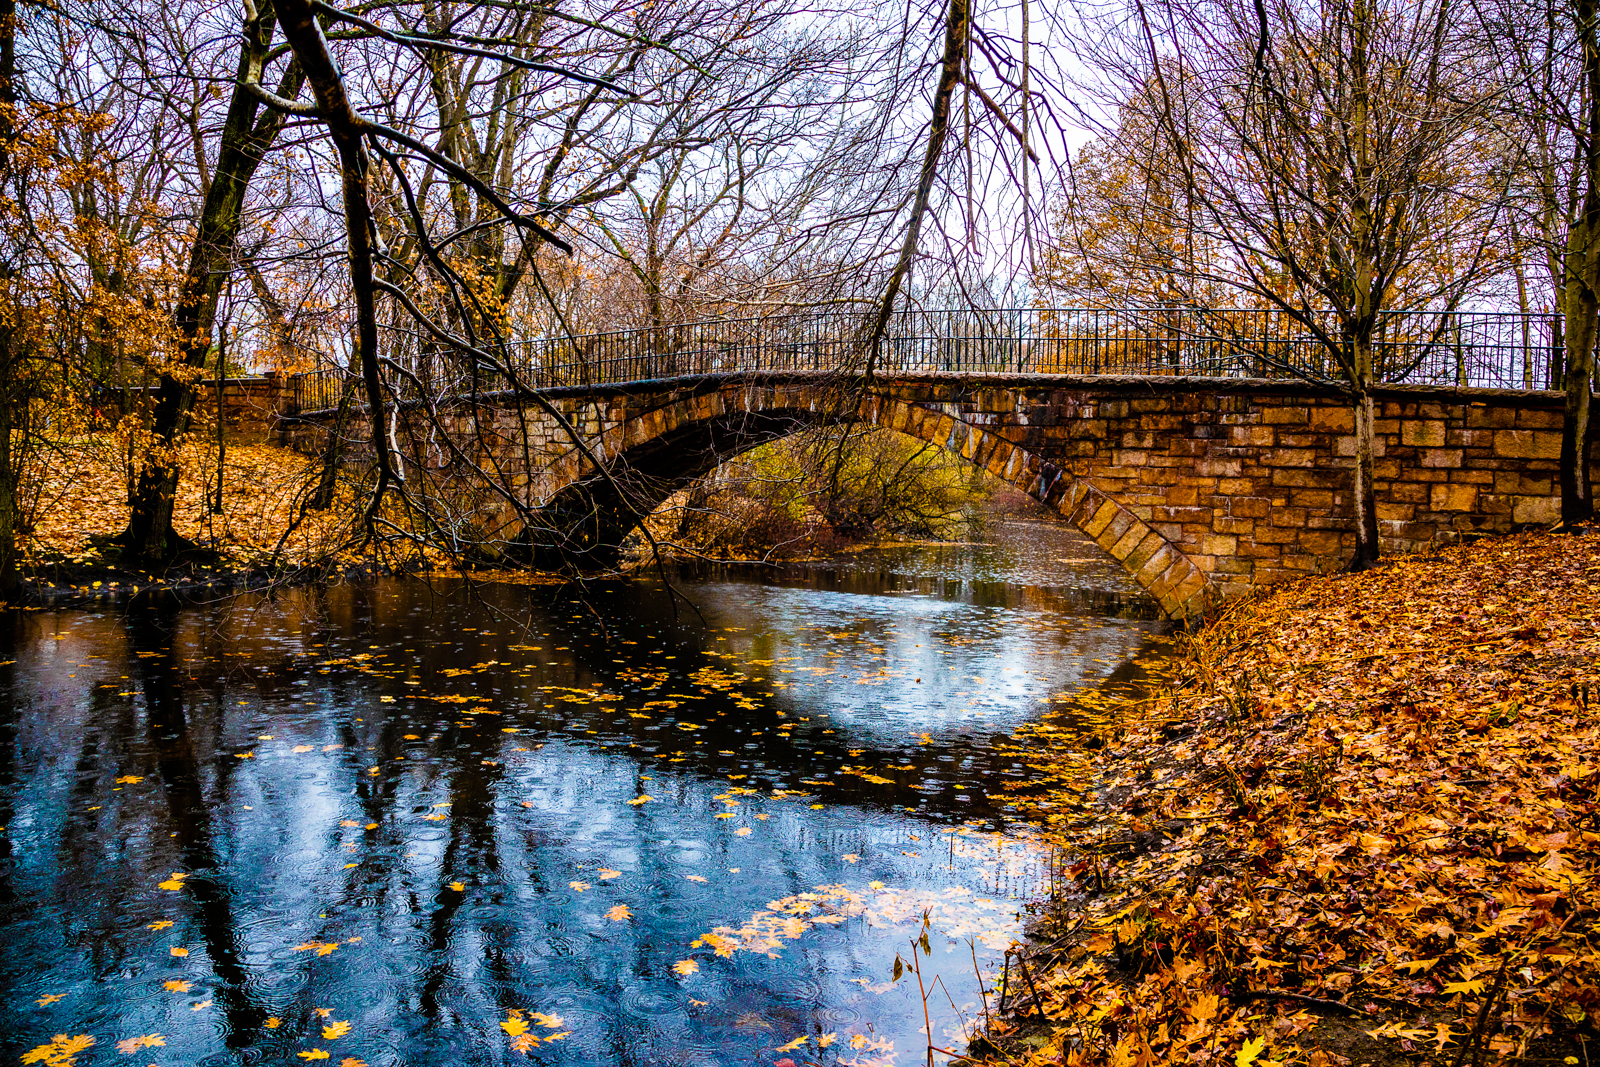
[114,1034,164,1054]
[604,904,632,921]
[22,1035,94,1066]
[672,959,699,975]
[296,1050,330,1061]
[168,947,188,958]
[500,1009,569,1055]
[321,1019,351,1040]
[35,994,64,1006]
[161,980,190,993]
[293,941,340,957]
[968,529,1600,1067]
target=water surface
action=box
[0,521,1163,1066]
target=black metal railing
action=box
[290,307,1562,413]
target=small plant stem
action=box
[1016,952,1050,1019]
[1451,955,1508,1067]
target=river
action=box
[0,520,1166,1067]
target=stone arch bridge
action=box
[286,369,1578,620]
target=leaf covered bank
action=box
[980,530,1599,1067]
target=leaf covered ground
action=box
[978,529,1599,1067]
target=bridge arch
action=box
[528,381,1212,618]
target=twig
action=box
[1236,988,1370,1015]
[1015,952,1050,1019]
[1452,956,1508,1067]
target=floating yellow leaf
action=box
[147,920,173,930]
[114,775,143,784]
[35,993,64,1006]
[170,947,188,957]
[774,1035,809,1052]
[339,1060,367,1067]
[191,1000,212,1011]
[158,873,187,891]
[605,904,632,921]
[293,745,314,753]
[568,881,590,892]
[266,1018,282,1029]
[597,868,621,880]
[448,882,465,892]
[114,1034,165,1055]
[297,1050,330,1061]
[627,795,652,805]
[734,827,753,836]
[22,1034,93,1066]
[673,959,699,975]
[685,875,707,883]
[322,1019,351,1039]
[162,980,190,993]
[502,1014,529,1036]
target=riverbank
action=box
[977,529,1598,1067]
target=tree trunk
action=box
[0,0,21,597]
[310,367,360,510]
[1562,0,1600,526]
[1348,342,1382,571]
[121,4,301,565]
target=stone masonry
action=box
[284,372,1588,619]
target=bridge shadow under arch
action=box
[525,384,1211,618]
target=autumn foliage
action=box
[984,530,1599,1066]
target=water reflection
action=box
[0,525,1163,1067]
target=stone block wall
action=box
[283,372,1588,613]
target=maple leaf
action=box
[322,1019,351,1039]
[1236,1036,1266,1067]
[22,1035,94,1066]
[339,1060,367,1067]
[266,1018,282,1029]
[685,874,707,883]
[448,881,465,892]
[36,993,64,1006]
[147,920,173,931]
[568,881,590,892]
[158,874,187,891]
[162,980,190,993]
[114,1034,165,1054]
[501,1014,530,1036]
[597,868,622,880]
[605,904,632,921]
[774,1035,809,1052]
[734,827,753,836]
[673,959,699,975]
[297,1050,330,1060]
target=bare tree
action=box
[1052,0,1503,568]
